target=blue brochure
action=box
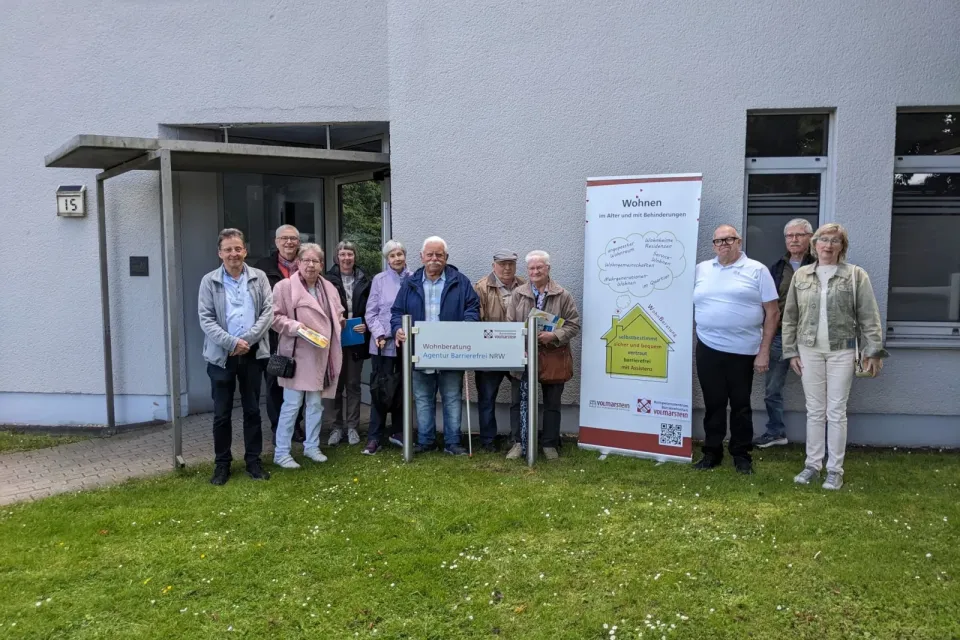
[341,317,365,346]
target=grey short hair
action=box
[298,243,325,262]
[421,236,449,254]
[218,228,245,249]
[336,240,359,256]
[525,250,551,266]
[382,239,406,257]
[275,224,299,239]
[783,218,813,235]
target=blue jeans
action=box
[762,335,790,438]
[412,369,463,447]
[275,388,324,460]
[474,370,521,445]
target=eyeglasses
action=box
[712,237,740,246]
[784,233,811,240]
[816,237,843,245]
[278,236,300,243]
[299,258,322,265]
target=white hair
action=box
[421,236,449,253]
[382,239,406,257]
[275,224,299,239]
[525,250,551,266]
[783,218,813,234]
[298,243,324,262]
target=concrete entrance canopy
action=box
[45,135,390,469]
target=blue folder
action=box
[341,317,365,347]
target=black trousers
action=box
[512,382,565,448]
[368,354,403,442]
[696,341,755,461]
[208,353,264,465]
[475,370,522,445]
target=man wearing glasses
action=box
[254,225,305,440]
[692,225,779,475]
[754,219,815,449]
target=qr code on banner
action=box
[659,423,683,447]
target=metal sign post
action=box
[401,314,415,463]
[526,317,539,468]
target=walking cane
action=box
[464,373,473,458]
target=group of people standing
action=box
[197,217,886,491]
[197,226,580,485]
[693,219,886,490]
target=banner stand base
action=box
[578,442,691,465]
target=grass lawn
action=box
[0,442,957,639]
[0,431,89,454]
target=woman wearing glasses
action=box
[270,244,346,469]
[782,223,887,490]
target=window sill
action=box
[886,338,960,350]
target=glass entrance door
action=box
[222,173,324,262]
[337,179,384,276]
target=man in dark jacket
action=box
[253,225,304,441]
[324,240,372,447]
[754,218,815,448]
[392,236,481,456]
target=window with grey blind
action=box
[744,113,830,270]
[887,111,960,343]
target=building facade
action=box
[2,1,958,445]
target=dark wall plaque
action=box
[130,256,149,277]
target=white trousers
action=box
[798,346,855,475]
[275,388,324,460]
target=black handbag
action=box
[370,347,402,415]
[266,307,298,378]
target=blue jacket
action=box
[390,265,480,335]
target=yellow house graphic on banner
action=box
[601,305,673,379]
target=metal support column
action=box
[159,150,184,468]
[95,177,116,431]
[526,317,539,468]
[401,314,414,463]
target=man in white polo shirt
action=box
[693,224,779,475]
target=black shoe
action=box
[413,443,432,454]
[246,460,271,480]
[481,442,498,453]
[210,464,230,486]
[734,457,754,475]
[444,443,469,456]
[693,455,722,470]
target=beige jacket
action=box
[474,273,525,322]
[505,279,581,347]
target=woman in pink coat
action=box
[271,243,345,469]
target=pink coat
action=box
[272,274,345,396]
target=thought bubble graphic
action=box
[598,232,686,298]
[616,295,631,312]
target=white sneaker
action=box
[542,447,559,460]
[274,455,301,469]
[822,471,844,490]
[794,466,819,485]
[505,443,523,460]
[347,428,361,446]
[327,429,343,446]
[303,448,328,463]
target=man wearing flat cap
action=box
[473,250,526,453]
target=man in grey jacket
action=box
[198,228,274,485]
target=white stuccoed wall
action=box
[386,0,960,435]
[0,1,387,422]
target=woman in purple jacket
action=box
[362,240,412,454]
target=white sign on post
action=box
[414,322,526,371]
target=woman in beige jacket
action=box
[505,250,581,460]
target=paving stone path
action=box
[0,405,371,506]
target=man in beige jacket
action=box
[473,250,525,453]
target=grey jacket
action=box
[782,262,889,360]
[198,264,274,368]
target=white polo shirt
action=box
[693,253,778,356]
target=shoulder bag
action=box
[266,306,298,379]
[539,343,573,384]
